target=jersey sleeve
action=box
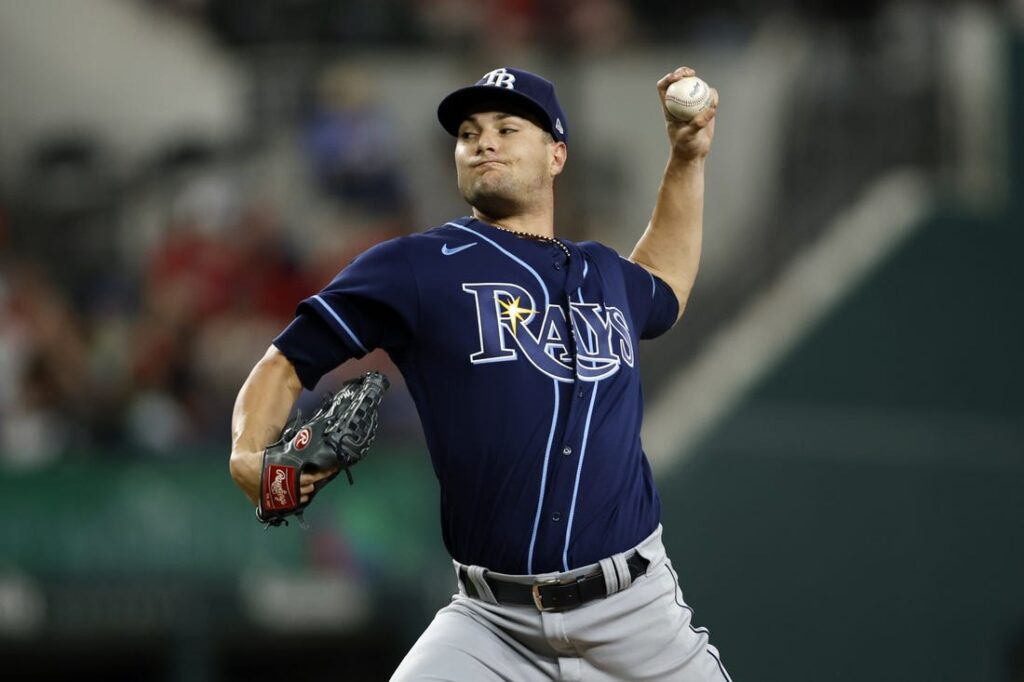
[619,258,679,339]
[272,313,351,390]
[273,237,418,389]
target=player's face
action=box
[454,111,566,218]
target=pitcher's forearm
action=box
[232,345,303,453]
[229,345,304,501]
[630,158,706,318]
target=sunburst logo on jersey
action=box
[498,295,537,336]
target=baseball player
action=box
[230,65,728,681]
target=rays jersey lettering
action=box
[462,282,634,382]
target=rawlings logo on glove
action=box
[256,371,390,527]
[267,466,295,509]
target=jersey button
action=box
[551,512,561,522]
[562,446,572,455]
[553,263,562,270]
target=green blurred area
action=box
[661,210,1024,682]
[0,446,443,581]
[0,447,444,678]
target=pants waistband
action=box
[453,525,665,611]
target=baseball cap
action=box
[437,67,568,145]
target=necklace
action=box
[490,222,571,261]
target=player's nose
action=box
[476,128,500,152]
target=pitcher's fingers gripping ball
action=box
[665,76,712,121]
[257,371,390,527]
[658,67,719,116]
[657,66,719,160]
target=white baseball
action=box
[664,76,711,121]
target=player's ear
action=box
[549,141,567,177]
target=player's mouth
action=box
[472,160,506,170]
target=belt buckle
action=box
[531,577,561,611]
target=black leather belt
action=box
[459,553,649,612]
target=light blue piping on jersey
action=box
[447,221,551,309]
[312,294,368,354]
[446,220,555,573]
[577,254,588,304]
[562,383,598,571]
[530,381,560,574]
[562,287,598,571]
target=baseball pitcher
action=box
[230,65,729,681]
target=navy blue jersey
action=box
[274,216,678,574]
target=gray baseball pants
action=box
[391,526,731,681]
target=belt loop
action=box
[467,565,499,605]
[599,556,620,596]
[612,553,633,591]
[453,559,465,593]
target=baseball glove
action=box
[257,371,390,527]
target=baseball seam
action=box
[665,94,709,107]
[665,79,710,120]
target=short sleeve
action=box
[290,236,418,366]
[273,312,351,390]
[619,258,679,339]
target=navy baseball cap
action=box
[438,67,568,145]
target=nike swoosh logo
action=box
[441,242,478,256]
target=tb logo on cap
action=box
[480,68,516,90]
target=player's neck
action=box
[472,208,555,239]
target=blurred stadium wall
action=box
[0,1,1021,680]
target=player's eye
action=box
[459,130,478,140]
[500,128,517,134]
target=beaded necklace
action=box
[491,223,571,261]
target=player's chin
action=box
[470,169,506,189]
[462,180,518,215]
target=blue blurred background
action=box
[0,0,1021,680]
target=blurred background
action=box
[0,0,1021,680]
